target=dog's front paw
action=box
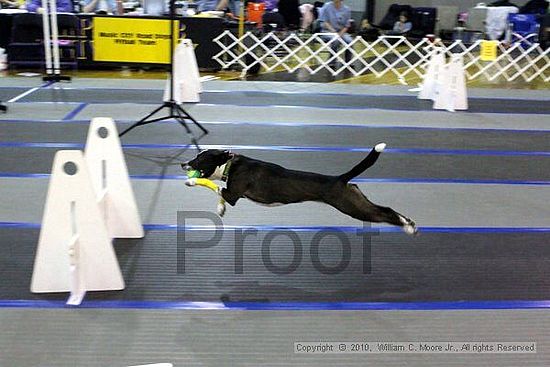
[185,178,197,186]
[217,202,226,217]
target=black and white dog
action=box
[182,143,417,234]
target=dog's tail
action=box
[338,143,386,183]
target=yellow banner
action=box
[480,40,498,61]
[93,17,179,63]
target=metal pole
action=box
[49,0,61,75]
[41,0,53,75]
[169,0,175,102]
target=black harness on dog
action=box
[221,153,235,182]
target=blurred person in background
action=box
[82,0,123,14]
[26,0,73,12]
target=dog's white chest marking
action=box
[209,163,226,181]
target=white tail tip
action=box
[375,143,386,152]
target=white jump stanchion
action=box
[418,47,445,100]
[182,39,202,94]
[164,39,201,103]
[30,150,125,305]
[433,54,468,112]
[84,117,144,239]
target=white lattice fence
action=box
[213,31,550,83]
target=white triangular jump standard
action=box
[418,47,446,100]
[163,39,202,104]
[433,54,468,112]
[30,150,124,305]
[85,117,144,239]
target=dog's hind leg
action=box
[328,184,417,234]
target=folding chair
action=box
[506,13,540,47]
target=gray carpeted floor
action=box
[1,308,548,367]
[8,87,550,114]
[2,146,549,181]
[1,227,549,302]
[2,120,550,151]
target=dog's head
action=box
[182,149,232,179]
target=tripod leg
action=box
[189,137,200,151]
[176,104,209,135]
[174,105,201,151]
[173,105,193,134]
[119,103,167,137]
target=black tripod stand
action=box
[118,2,208,150]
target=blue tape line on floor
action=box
[1,141,548,157]
[1,299,550,310]
[1,173,549,185]
[62,103,88,121]
[0,221,549,233]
